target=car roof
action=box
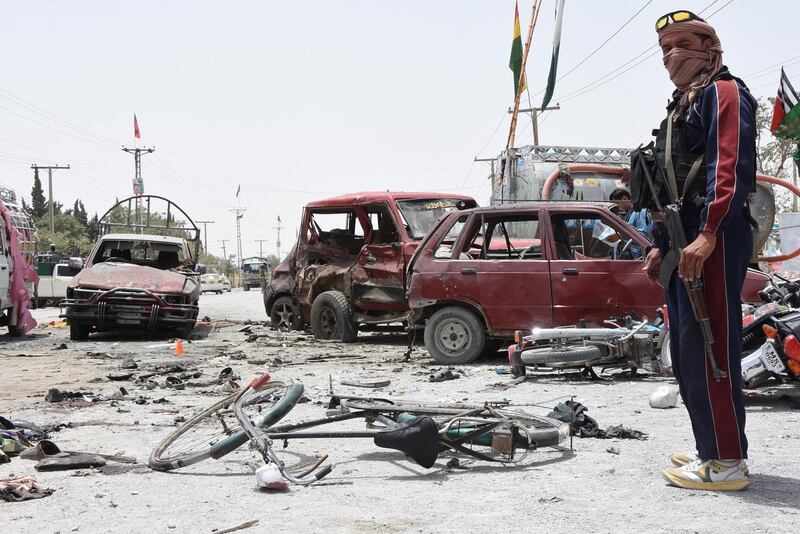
[100,233,187,245]
[456,201,617,215]
[306,191,474,208]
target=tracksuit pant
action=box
[663,222,751,460]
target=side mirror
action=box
[196,263,208,275]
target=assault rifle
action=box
[634,144,727,381]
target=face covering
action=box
[663,48,716,91]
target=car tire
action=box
[69,320,91,341]
[244,286,250,292]
[310,290,357,342]
[270,296,305,331]
[424,307,485,365]
[519,345,602,367]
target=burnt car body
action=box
[62,196,201,340]
[407,201,769,364]
[263,192,476,341]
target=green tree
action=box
[755,97,798,213]
[36,212,93,256]
[31,169,46,218]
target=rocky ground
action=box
[1,290,799,533]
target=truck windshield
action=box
[396,199,464,239]
[94,240,185,269]
[242,263,262,274]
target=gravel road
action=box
[1,289,798,533]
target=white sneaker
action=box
[670,451,699,467]
[662,459,749,491]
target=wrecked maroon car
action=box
[263,192,476,341]
[407,201,769,364]
[62,196,201,340]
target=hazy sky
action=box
[1,0,796,259]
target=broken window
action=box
[433,214,469,259]
[552,213,644,261]
[458,213,541,260]
[396,198,464,239]
[307,210,366,256]
[365,205,400,245]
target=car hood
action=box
[70,262,197,294]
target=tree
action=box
[755,97,798,213]
[31,169,46,218]
[72,199,88,227]
[36,212,93,256]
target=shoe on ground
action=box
[662,459,749,491]
[670,451,749,475]
[670,451,699,467]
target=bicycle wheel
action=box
[149,382,303,472]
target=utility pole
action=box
[217,239,229,260]
[507,105,561,146]
[272,217,285,261]
[230,207,246,270]
[196,220,215,257]
[31,164,70,233]
[254,239,268,259]
[121,146,154,230]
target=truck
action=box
[61,196,202,340]
[241,256,269,291]
[35,256,83,307]
[0,186,39,336]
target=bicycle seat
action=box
[373,416,439,469]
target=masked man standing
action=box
[641,11,756,490]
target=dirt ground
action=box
[1,290,799,533]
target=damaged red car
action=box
[263,192,476,341]
[406,202,769,364]
[62,196,201,340]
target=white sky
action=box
[1,0,797,259]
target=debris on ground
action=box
[429,368,460,382]
[547,401,647,440]
[649,385,679,409]
[45,388,91,403]
[340,379,391,388]
[0,476,54,502]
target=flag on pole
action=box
[134,114,141,139]
[541,0,566,109]
[771,68,800,138]
[277,215,281,223]
[237,212,244,220]
[235,184,241,197]
[509,2,526,97]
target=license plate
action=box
[761,342,786,374]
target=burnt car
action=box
[62,196,201,340]
[407,202,769,364]
[264,192,476,341]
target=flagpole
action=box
[507,0,543,150]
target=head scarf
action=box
[657,19,723,115]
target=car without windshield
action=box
[263,191,476,341]
[407,201,769,364]
[62,196,201,340]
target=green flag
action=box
[509,2,526,97]
[541,0,566,109]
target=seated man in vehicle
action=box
[609,188,652,257]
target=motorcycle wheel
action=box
[519,345,602,367]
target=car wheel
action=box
[519,345,602,367]
[310,290,357,342]
[424,307,485,364]
[244,286,250,292]
[270,296,305,331]
[69,320,91,341]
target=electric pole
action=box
[230,207,246,270]
[507,105,560,146]
[121,146,154,230]
[31,164,70,233]
[196,220,215,257]
[272,217,285,261]
[254,239,268,259]
[217,239,229,274]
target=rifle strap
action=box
[665,110,704,203]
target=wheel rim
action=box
[319,307,338,338]
[275,304,295,328]
[436,318,471,355]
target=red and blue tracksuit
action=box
[656,70,757,461]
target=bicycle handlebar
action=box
[233,378,333,486]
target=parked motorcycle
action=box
[508,317,663,378]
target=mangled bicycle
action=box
[149,373,570,486]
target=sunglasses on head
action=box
[655,10,704,31]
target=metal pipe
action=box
[529,327,631,341]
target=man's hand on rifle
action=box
[679,232,716,281]
[643,247,661,282]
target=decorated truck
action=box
[61,196,201,340]
[0,186,39,336]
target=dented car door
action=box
[352,203,407,310]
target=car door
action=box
[353,203,407,311]
[546,208,662,326]
[436,210,553,336]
